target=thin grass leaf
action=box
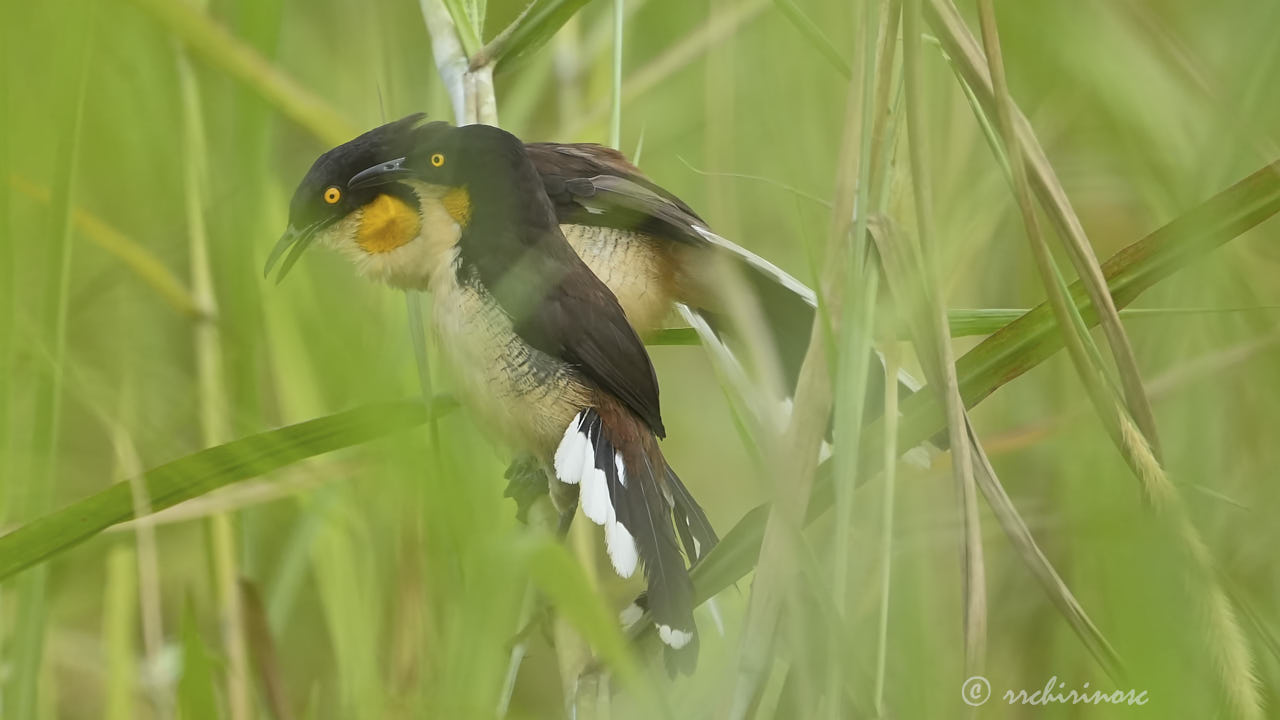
[103,546,139,720]
[241,579,296,720]
[522,537,642,688]
[178,600,222,720]
[872,346,899,716]
[945,306,1280,337]
[964,417,1123,679]
[772,0,851,79]
[976,0,1147,494]
[931,0,1162,459]
[441,0,484,56]
[903,0,985,679]
[9,12,94,716]
[474,0,591,70]
[912,158,1280,445]
[0,399,451,581]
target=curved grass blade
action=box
[772,0,851,79]
[0,399,453,582]
[932,0,1163,460]
[474,0,591,70]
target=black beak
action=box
[348,157,410,190]
[263,221,321,284]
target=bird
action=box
[266,114,922,420]
[267,117,717,672]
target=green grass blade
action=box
[0,399,452,582]
[441,0,484,56]
[772,0,851,79]
[523,537,641,686]
[939,159,1280,426]
[476,0,591,70]
[103,546,139,720]
[8,8,94,715]
[178,600,221,720]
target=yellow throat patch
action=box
[442,186,471,227]
[356,193,422,254]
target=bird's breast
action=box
[560,224,675,335]
[431,259,589,456]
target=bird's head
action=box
[269,117,547,290]
[266,114,445,287]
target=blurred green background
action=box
[2,0,1280,717]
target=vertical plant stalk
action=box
[902,0,986,680]
[610,0,624,149]
[404,293,441,451]
[174,15,250,719]
[827,0,887,715]
[872,343,899,716]
[103,546,140,720]
[7,8,93,716]
[110,385,170,718]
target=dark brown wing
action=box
[525,143,707,235]
[512,251,666,438]
[460,194,667,438]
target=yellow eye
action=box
[430,153,445,167]
[323,186,342,204]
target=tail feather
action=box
[627,444,695,650]
[667,464,718,564]
[553,406,707,673]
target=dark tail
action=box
[553,406,717,674]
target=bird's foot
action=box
[503,456,549,525]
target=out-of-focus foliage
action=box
[2,0,1279,718]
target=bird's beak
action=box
[348,157,410,190]
[263,221,320,284]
